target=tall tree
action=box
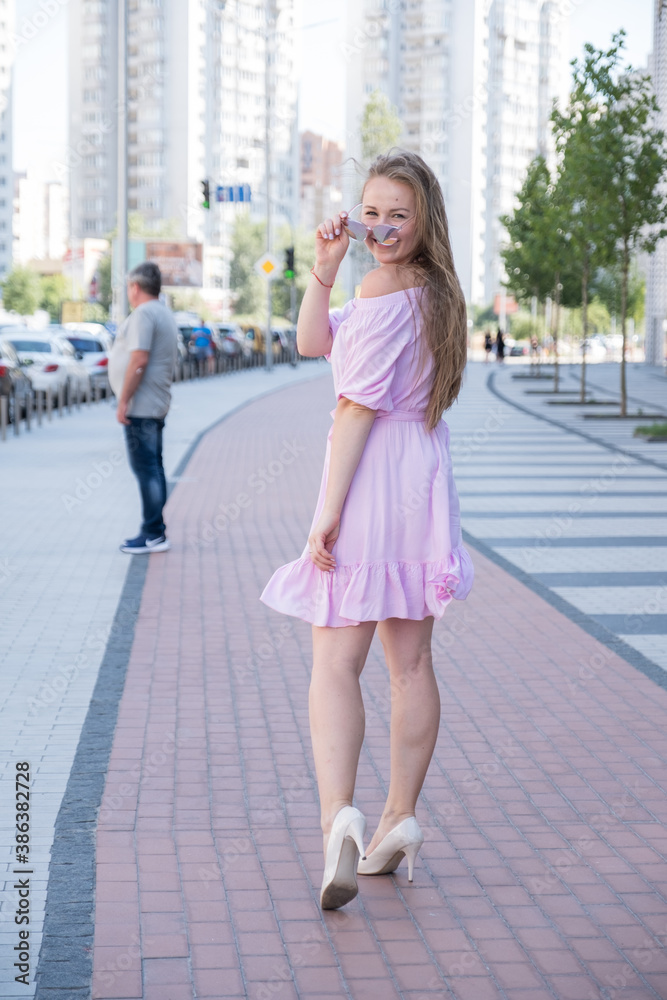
[2,267,41,316]
[229,213,266,318]
[500,157,555,307]
[359,90,402,163]
[39,274,70,322]
[552,62,617,402]
[581,33,667,413]
[500,157,577,389]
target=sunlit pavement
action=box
[3,359,667,999]
[0,359,329,1000]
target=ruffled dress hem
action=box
[259,545,474,628]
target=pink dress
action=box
[259,287,474,627]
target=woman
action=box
[260,150,473,909]
[495,327,505,363]
[484,329,493,363]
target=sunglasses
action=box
[343,204,413,246]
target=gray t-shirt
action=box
[109,299,178,419]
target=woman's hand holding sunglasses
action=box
[314,212,350,278]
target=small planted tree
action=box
[500,157,576,389]
[552,56,618,403]
[582,33,667,413]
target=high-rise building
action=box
[0,1,14,281]
[300,131,344,232]
[345,0,568,306]
[14,174,68,265]
[483,0,567,303]
[68,0,298,309]
[646,0,667,367]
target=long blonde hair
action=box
[363,150,468,431]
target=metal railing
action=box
[0,345,310,442]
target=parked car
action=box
[509,341,528,357]
[177,325,198,351]
[175,332,189,362]
[0,329,90,398]
[242,325,282,357]
[0,339,33,422]
[58,326,112,388]
[212,323,244,358]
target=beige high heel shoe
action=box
[357,816,423,881]
[320,806,367,910]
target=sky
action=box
[12,0,655,179]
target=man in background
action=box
[109,262,178,554]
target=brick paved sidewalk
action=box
[77,377,667,999]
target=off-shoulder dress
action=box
[259,287,474,627]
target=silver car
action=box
[58,326,112,388]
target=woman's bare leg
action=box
[367,616,439,854]
[309,620,377,851]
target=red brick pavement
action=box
[92,374,667,1000]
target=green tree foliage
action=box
[96,253,113,313]
[229,214,346,323]
[500,157,577,388]
[592,264,645,326]
[360,89,403,163]
[565,32,667,412]
[229,213,266,318]
[2,267,41,315]
[39,274,70,322]
[501,32,665,408]
[106,212,182,241]
[500,157,557,305]
[552,53,618,400]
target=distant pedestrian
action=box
[530,335,540,366]
[190,325,215,374]
[484,329,493,362]
[108,262,178,554]
[260,150,474,910]
[495,327,505,362]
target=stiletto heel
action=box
[357,816,423,880]
[404,839,421,881]
[320,806,367,910]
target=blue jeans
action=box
[124,417,167,537]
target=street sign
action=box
[217,184,252,203]
[254,253,281,280]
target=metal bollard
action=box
[13,391,19,436]
[67,382,72,414]
[75,383,80,410]
[46,388,53,421]
[36,390,43,426]
[58,384,64,417]
[25,392,31,432]
[0,395,6,441]
[94,383,100,403]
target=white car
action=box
[58,325,112,388]
[0,329,91,398]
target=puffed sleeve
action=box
[323,299,356,362]
[332,303,413,412]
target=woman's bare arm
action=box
[308,395,376,571]
[296,211,350,357]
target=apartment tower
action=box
[68,0,298,301]
[346,0,568,306]
[646,0,667,366]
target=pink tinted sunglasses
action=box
[343,204,413,246]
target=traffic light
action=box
[284,246,295,280]
[201,179,210,210]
